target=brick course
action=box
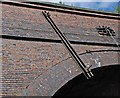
[2,39,119,96]
[2,4,119,43]
[1,3,120,96]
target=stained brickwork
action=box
[1,3,120,96]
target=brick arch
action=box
[1,1,120,96]
[18,50,119,96]
[53,65,120,96]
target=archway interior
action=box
[53,65,120,96]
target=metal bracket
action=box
[96,26,116,36]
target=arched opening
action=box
[53,65,120,96]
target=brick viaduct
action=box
[1,1,120,96]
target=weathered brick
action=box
[1,2,119,96]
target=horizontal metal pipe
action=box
[1,1,120,20]
[28,2,120,17]
[1,35,120,47]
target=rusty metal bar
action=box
[1,1,120,20]
[42,11,93,79]
[1,35,120,47]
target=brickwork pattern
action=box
[2,4,119,43]
[2,39,119,96]
[1,3,120,96]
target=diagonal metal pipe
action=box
[42,11,93,79]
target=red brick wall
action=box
[2,4,119,43]
[1,3,119,96]
[2,39,119,96]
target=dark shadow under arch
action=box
[53,65,120,96]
